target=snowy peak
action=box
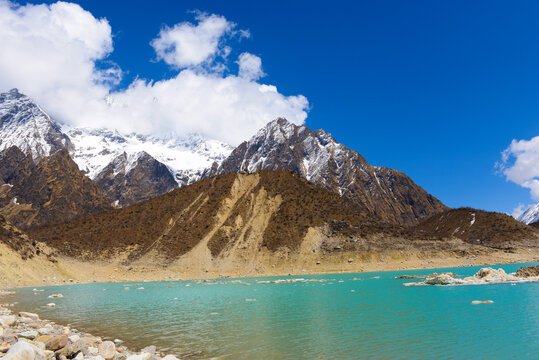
[0,89,72,161]
[66,126,233,186]
[518,203,539,225]
[0,89,234,207]
[206,117,447,225]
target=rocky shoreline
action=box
[0,304,194,360]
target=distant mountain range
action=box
[0,89,232,207]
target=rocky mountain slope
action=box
[0,89,72,162]
[29,170,393,261]
[204,118,447,225]
[0,89,233,207]
[518,202,539,225]
[414,207,539,248]
[27,170,537,279]
[0,214,40,260]
[0,147,111,229]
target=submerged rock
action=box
[471,300,494,304]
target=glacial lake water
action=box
[5,262,539,359]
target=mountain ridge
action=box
[203,118,448,225]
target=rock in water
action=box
[3,341,46,360]
[140,346,156,355]
[98,341,116,360]
[162,356,179,360]
[18,312,39,321]
[44,335,68,351]
[515,265,539,278]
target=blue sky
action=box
[7,0,539,215]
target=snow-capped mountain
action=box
[204,118,447,225]
[0,89,72,162]
[66,127,233,186]
[0,89,233,206]
[518,203,539,225]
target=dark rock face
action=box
[94,151,177,207]
[515,265,539,278]
[0,146,33,184]
[204,118,447,225]
[0,148,111,229]
[0,215,37,260]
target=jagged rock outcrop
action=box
[0,148,111,229]
[94,151,177,207]
[204,118,447,225]
[414,207,539,247]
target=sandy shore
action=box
[2,244,538,289]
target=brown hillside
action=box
[530,221,539,229]
[0,215,39,260]
[0,148,112,229]
[29,170,401,261]
[414,207,539,247]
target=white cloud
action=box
[150,13,234,69]
[498,135,539,200]
[511,204,526,219]
[237,52,264,80]
[0,1,309,146]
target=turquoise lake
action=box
[6,262,539,359]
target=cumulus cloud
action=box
[498,135,539,200]
[0,1,309,145]
[150,13,235,69]
[237,52,264,80]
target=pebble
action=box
[0,315,16,327]
[98,341,116,360]
[37,328,51,336]
[2,341,46,360]
[34,336,51,344]
[0,305,189,360]
[19,330,39,340]
[68,335,80,343]
[44,334,68,351]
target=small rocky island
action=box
[404,265,539,286]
